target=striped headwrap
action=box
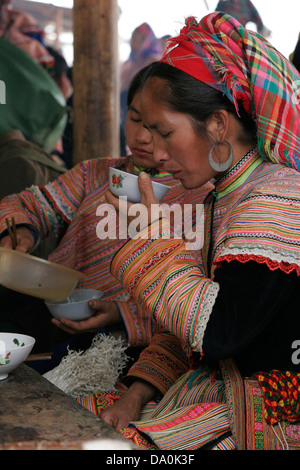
[160,13,300,171]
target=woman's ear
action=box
[206,110,229,142]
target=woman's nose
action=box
[136,125,152,144]
[153,145,169,164]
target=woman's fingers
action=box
[51,300,123,334]
[105,189,124,212]
[138,171,158,206]
[0,228,35,253]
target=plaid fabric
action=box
[161,13,300,171]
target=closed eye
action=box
[130,117,141,123]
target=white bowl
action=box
[109,167,169,203]
[0,333,35,380]
[44,288,103,321]
[0,247,85,302]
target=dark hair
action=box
[126,64,153,107]
[142,61,257,144]
[46,46,69,79]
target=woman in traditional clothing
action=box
[104,12,300,450]
[0,65,211,354]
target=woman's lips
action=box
[167,169,182,179]
[132,147,152,158]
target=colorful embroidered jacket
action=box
[0,155,211,351]
[111,149,300,374]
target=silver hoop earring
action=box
[208,140,233,173]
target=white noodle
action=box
[43,333,129,397]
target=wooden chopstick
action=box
[26,352,53,362]
[5,217,17,249]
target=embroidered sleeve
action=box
[215,185,300,276]
[0,160,94,240]
[114,299,154,347]
[126,332,189,395]
[111,218,219,356]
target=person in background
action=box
[46,46,73,102]
[0,0,54,68]
[216,0,271,37]
[0,129,66,261]
[0,1,68,157]
[104,12,300,450]
[0,5,69,256]
[61,66,74,169]
[120,23,162,150]
[46,46,73,169]
[290,33,300,72]
[159,34,171,53]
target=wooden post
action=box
[72,0,119,164]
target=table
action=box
[0,363,133,450]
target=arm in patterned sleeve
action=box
[0,160,89,240]
[0,158,116,243]
[125,331,190,395]
[115,299,154,347]
[111,218,219,357]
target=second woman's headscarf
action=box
[130,23,162,62]
[160,13,300,172]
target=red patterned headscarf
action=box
[160,13,300,172]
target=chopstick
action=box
[25,352,53,362]
[5,217,17,249]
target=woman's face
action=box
[125,90,157,169]
[130,29,144,52]
[141,77,216,189]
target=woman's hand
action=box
[99,380,157,429]
[51,300,123,334]
[105,172,161,234]
[0,226,35,253]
